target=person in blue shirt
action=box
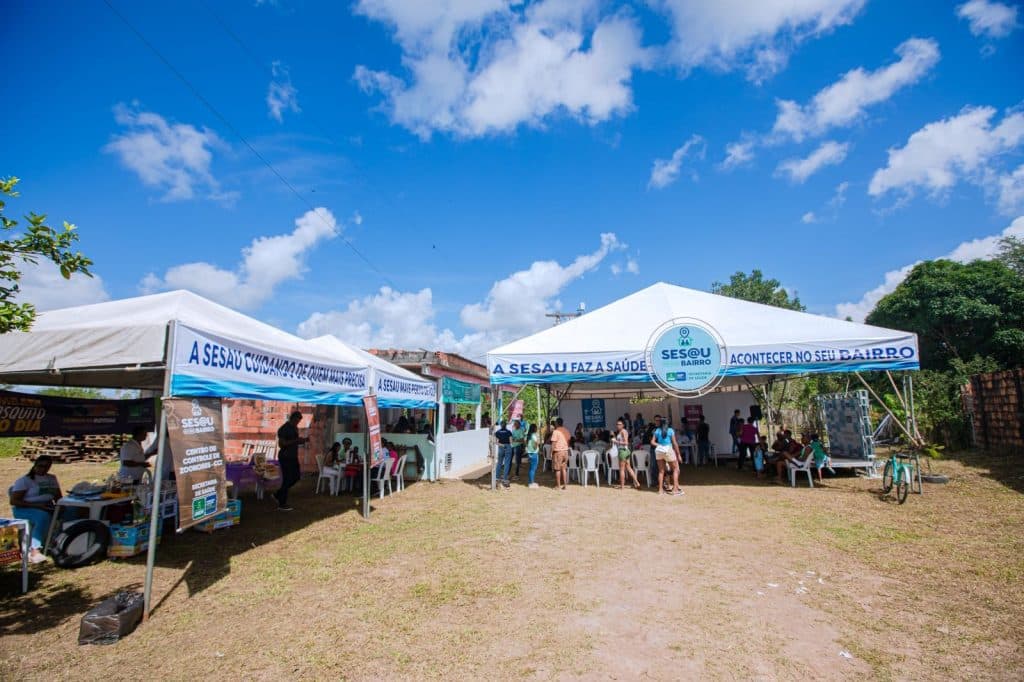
[650,415,683,496]
[494,422,514,489]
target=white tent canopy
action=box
[309,335,436,409]
[487,282,919,398]
[0,290,433,407]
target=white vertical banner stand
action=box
[144,320,177,621]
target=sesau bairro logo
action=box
[647,321,726,396]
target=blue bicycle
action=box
[881,452,920,505]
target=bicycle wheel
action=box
[896,469,910,505]
[882,460,894,494]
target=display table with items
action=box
[0,519,31,593]
[42,474,180,565]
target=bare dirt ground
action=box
[1,451,1022,680]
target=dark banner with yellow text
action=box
[0,390,155,438]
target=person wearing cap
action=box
[650,415,683,496]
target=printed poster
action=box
[164,397,228,531]
[363,395,382,463]
[582,399,606,429]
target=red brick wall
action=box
[222,400,331,472]
[966,369,1024,452]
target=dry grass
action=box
[1,451,1022,680]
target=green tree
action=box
[866,259,1024,371]
[1,176,93,333]
[711,269,805,311]
[996,235,1024,278]
[37,386,104,399]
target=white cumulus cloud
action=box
[720,138,755,170]
[104,103,235,203]
[776,140,849,183]
[354,1,650,139]
[296,232,622,359]
[14,261,110,311]
[141,208,340,310]
[836,216,1024,320]
[957,0,1019,39]
[267,61,301,123]
[801,211,817,223]
[655,0,866,83]
[772,37,940,142]
[868,105,1024,210]
[648,135,706,189]
[997,164,1024,215]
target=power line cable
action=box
[197,0,346,148]
[101,0,392,286]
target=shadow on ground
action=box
[0,474,388,629]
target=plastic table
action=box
[1,518,31,593]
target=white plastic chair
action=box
[392,454,408,492]
[581,450,600,487]
[787,451,815,488]
[542,444,552,472]
[315,454,340,495]
[371,456,393,498]
[604,449,620,486]
[633,448,651,488]
[567,449,581,483]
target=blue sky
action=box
[3,0,1023,360]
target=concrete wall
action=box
[438,428,489,479]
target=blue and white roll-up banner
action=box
[488,336,919,385]
[374,368,437,409]
[170,324,369,405]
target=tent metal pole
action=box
[362,403,370,519]
[144,320,177,621]
[434,378,444,482]
[913,372,921,440]
[854,371,921,447]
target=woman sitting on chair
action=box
[774,433,811,482]
[8,455,62,564]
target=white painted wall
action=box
[438,428,490,479]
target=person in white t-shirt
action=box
[119,426,152,482]
[8,455,62,563]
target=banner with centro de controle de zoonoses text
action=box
[164,397,227,531]
[170,324,369,405]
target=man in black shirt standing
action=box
[494,421,513,489]
[275,410,308,511]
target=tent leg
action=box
[144,319,176,622]
[142,408,168,621]
[362,408,370,519]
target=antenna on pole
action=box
[545,302,586,326]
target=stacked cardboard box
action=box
[108,520,163,558]
[193,499,242,533]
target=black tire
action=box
[52,520,110,569]
[896,470,910,505]
[882,460,894,494]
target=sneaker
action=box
[528,483,539,489]
[277,505,294,511]
[28,550,47,564]
[673,490,685,496]
[502,481,511,489]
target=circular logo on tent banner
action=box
[645,318,727,397]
